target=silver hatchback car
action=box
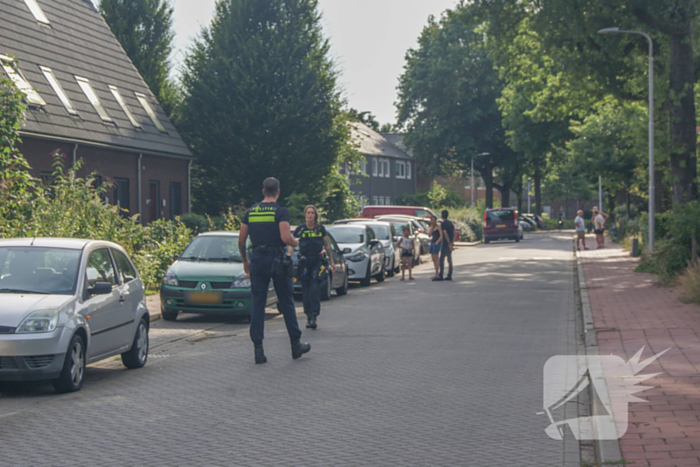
[0,238,149,393]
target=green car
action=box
[159,232,278,321]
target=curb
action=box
[454,241,481,247]
[146,295,162,323]
[575,248,623,464]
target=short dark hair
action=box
[441,209,449,220]
[263,177,280,197]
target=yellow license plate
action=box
[497,224,506,228]
[292,277,297,282]
[186,291,223,304]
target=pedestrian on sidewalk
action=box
[574,210,588,250]
[398,227,414,280]
[290,205,336,330]
[428,215,443,279]
[435,210,454,281]
[239,177,310,364]
[592,207,608,249]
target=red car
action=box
[483,208,520,244]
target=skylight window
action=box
[75,76,112,122]
[0,55,46,106]
[23,0,50,24]
[109,86,140,128]
[40,66,77,115]
[135,92,167,133]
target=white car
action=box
[338,220,400,277]
[326,225,385,287]
[0,238,149,393]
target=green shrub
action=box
[679,261,700,305]
[132,219,193,290]
[449,207,483,241]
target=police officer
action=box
[239,178,310,364]
[289,205,336,330]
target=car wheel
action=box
[375,264,385,282]
[484,238,490,244]
[360,262,371,287]
[515,236,520,243]
[321,274,332,301]
[121,318,149,369]
[386,258,395,277]
[336,271,349,296]
[52,334,86,393]
[161,310,178,321]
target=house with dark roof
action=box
[347,122,415,206]
[0,0,193,223]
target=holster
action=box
[272,254,294,278]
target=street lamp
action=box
[472,152,489,207]
[597,27,655,253]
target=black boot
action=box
[305,315,312,329]
[308,315,317,329]
[291,340,311,359]
[254,344,267,364]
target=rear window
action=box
[486,210,515,221]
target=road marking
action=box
[499,257,517,260]
[533,257,553,260]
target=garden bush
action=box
[679,261,700,305]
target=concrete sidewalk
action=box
[578,237,700,467]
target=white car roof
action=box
[0,237,102,250]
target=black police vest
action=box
[298,226,324,260]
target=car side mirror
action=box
[173,254,179,261]
[88,282,112,296]
[342,247,352,254]
[369,239,380,247]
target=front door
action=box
[83,248,122,359]
[149,181,160,222]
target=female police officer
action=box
[289,205,336,330]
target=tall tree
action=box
[178,0,345,214]
[396,7,509,208]
[100,0,177,115]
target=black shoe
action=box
[308,316,317,329]
[306,318,312,329]
[254,344,267,364]
[291,340,311,359]
[445,277,452,281]
[432,277,443,281]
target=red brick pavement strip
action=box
[579,235,700,467]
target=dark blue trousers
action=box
[439,245,453,279]
[249,254,301,346]
[301,261,322,318]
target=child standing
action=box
[398,226,414,280]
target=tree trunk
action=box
[668,22,698,207]
[516,177,523,214]
[607,193,616,223]
[534,166,542,216]
[500,183,512,208]
[626,188,631,218]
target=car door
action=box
[82,248,123,359]
[327,234,345,288]
[365,227,383,275]
[111,248,143,349]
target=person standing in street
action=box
[434,210,454,281]
[238,177,310,364]
[290,205,336,330]
[592,207,608,249]
[427,215,443,279]
[574,210,588,251]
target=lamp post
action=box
[472,152,489,207]
[597,27,654,253]
[527,178,531,214]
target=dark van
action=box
[483,208,520,244]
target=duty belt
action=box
[252,245,284,256]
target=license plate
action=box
[292,277,297,282]
[185,291,223,305]
[497,224,506,228]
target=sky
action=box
[169,0,460,126]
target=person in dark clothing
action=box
[434,209,454,281]
[238,177,310,364]
[290,205,336,330]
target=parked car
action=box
[373,217,422,265]
[160,232,278,322]
[519,219,533,231]
[483,208,521,244]
[362,205,461,241]
[326,225,385,287]
[521,213,543,229]
[337,220,400,277]
[375,214,432,254]
[0,238,149,393]
[290,230,349,299]
[519,215,537,230]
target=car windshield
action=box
[180,236,243,261]
[354,224,390,240]
[327,227,364,244]
[0,247,82,295]
[385,221,410,236]
[486,210,515,221]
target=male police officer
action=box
[239,178,310,364]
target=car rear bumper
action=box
[484,233,519,241]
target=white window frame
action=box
[135,92,167,132]
[372,196,378,205]
[109,85,140,128]
[75,76,112,122]
[360,159,367,175]
[378,158,384,177]
[23,0,50,24]
[396,161,406,179]
[407,161,411,179]
[383,159,390,178]
[40,67,77,115]
[1,56,46,107]
[386,196,391,205]
[372,158,378,177]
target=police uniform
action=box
[293,223,328,328]
[242,202,302,351]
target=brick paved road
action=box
[0,233,580,466]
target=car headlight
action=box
[346,250,367,262]
[163,269,178,286]
[16,310,59,333]
[231,275,251,288]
